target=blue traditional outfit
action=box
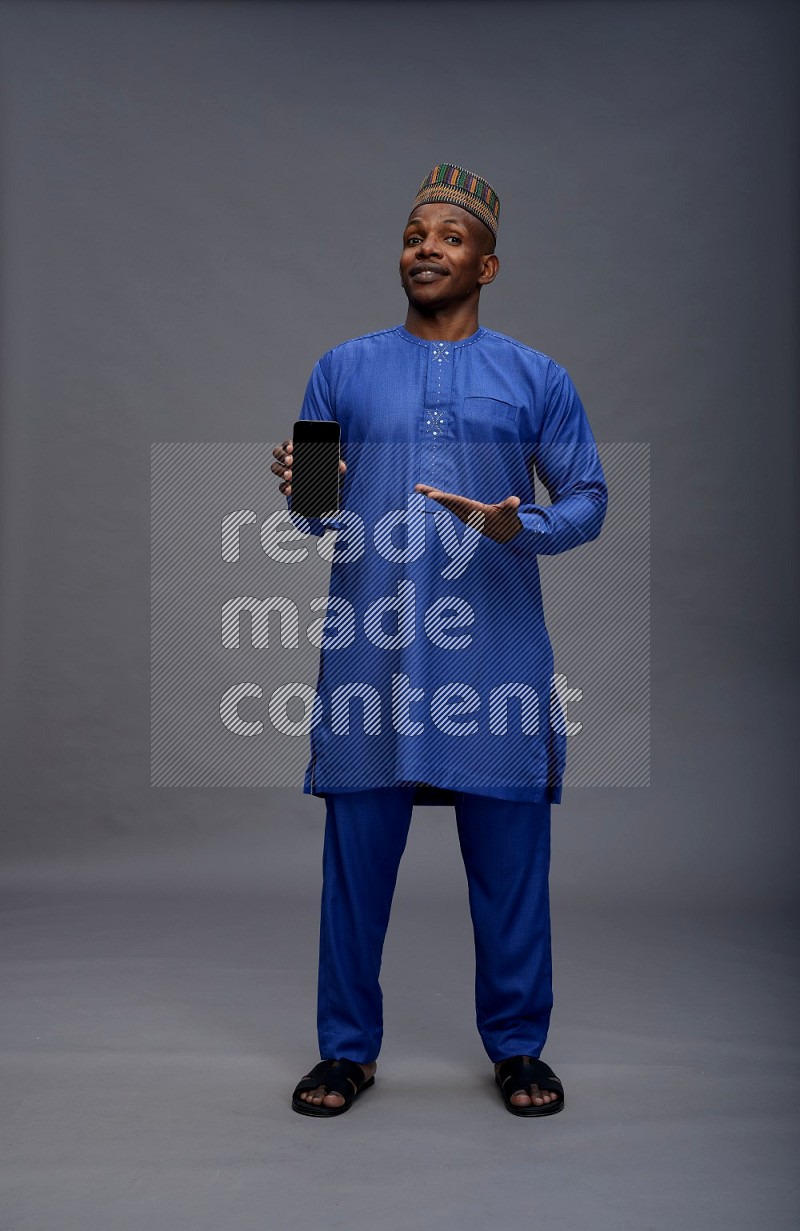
[287,166,607,1074]
[289,321,607,806]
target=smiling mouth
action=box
[410,268,447,281]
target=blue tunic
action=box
[286,324,607,805]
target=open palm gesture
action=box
[414,483,523,544]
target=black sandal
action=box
[495,1055,565,1117]
[291,1058,375,1117]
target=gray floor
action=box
[2,831,798,1231]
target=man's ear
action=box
[479,254,500,285]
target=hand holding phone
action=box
[271,423,345,518]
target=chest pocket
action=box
[461,395,520,424]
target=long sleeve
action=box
[285,353,344,538]
[507,361,608,557]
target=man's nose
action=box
[415,234,443,257]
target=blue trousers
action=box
[317,787,553,1065]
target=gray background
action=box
[0,2,797,1229]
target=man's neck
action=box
[403,306,481,342]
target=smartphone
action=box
[290,419,341,519]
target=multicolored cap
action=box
[411,163,500,239]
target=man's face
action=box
[399,202,498,309]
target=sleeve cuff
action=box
[504,507,551,556]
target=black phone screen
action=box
[290,420,341,519]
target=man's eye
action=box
[446,236,462,244]
[406,236,421,244]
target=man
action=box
[272,164,607,1117]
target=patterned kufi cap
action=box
[411,163,500,238]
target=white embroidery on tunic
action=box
[426,342,451,477]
